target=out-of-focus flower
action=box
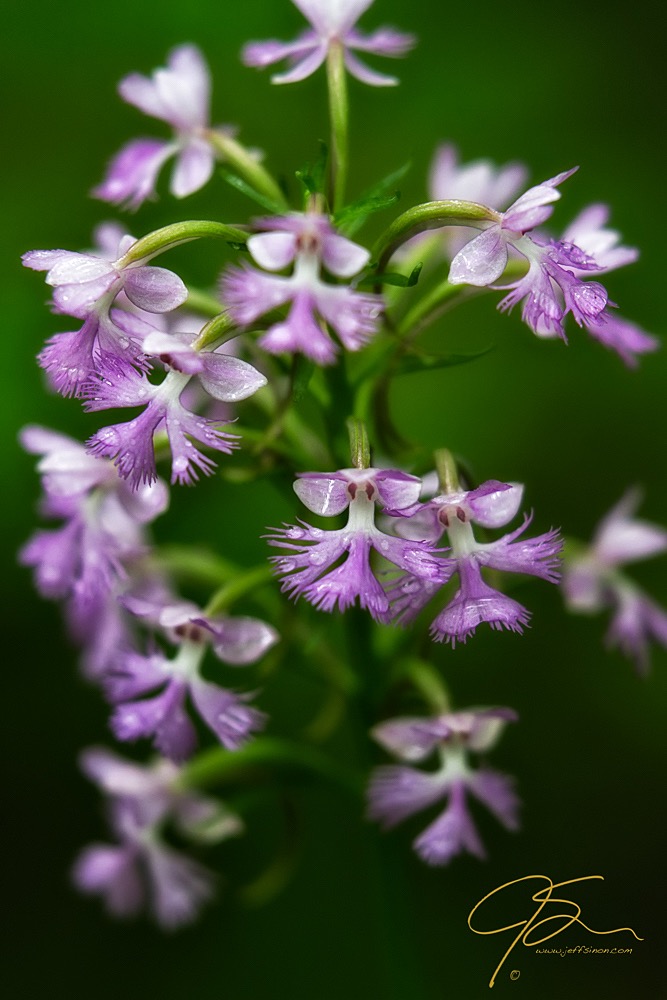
[563,490,667,672]
[242,0,415,87]
[367,706,519,865]
[19,425,168,637]
[73,747,242,927]
[94,45,232,209]
[222,211,382,365]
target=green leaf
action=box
[295,141,329,197]
[334,191,399,232]
[359,261,422,288]
[334,161,411,236]
[220,168,286,214]
[396,344,495,376]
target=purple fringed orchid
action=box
[22,229,187,397]
[267,467,448,621]
[19,425,168,641]
[222,211,382,364]
[563,490,667,673]
[387,480,562,645]
[94,45,231,210]
[367,706,519,866]
[72,747,242,928]
[448,169,657,366]
[242,0,415,87]
[84,337,267,488]
[104,594,277,762]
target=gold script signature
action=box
[467,875,643,988]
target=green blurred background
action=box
[3,1,665,997]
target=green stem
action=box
[238,795,301,907]
[396,277,465,337]
[180,737,363,798]
[395,255,529,339]
[434,448,461,493]
[393,657,451,713]
[372,199,499,275]
[117,220,249,266]
[204,564,275,616]
[347,416,371,469]
[326,41,349,212]
[343,614,433,1000]
[150,545,240,587]
[185,286,226,318]
[207,130,288,210]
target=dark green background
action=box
[3,2,665,998]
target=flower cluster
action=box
[18,0,663,936]
[23,223,269,487]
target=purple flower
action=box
[23,230,187,397]
[267,467,447,621]
[72,747,242,927]
[559,204,658,365]
[367,706,519,865]
[94,45,231,209]
[561,204,640,274]
[23,238,186,320]
[222,211,382,364]
[448,167,582,321]
[387,480,562,645]
[105,597,276,761]
[563,490,667,672]
[84,340,267,488]
[242,0,415,87]
[448,170,658,365]
[19,425,168,636]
